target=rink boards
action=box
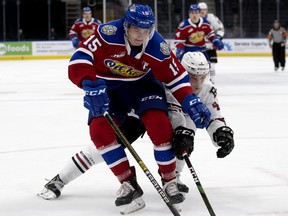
[0,38,287,60]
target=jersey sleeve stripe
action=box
[77,48,94,60]
[69,30,77,35]
[170,83,191,93]
[69,59,93,66]
[165,72,188,87]
[69,49,94,66]
[206,31,215,39]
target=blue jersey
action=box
[69,18,194,104]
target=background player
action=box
[267,20,287,72]
[69,7,102,49]
[174,4,224,63]
[198,2,225,83]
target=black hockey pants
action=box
[272,43,286,68]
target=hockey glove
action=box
[213,126,234,158]
[212,37,224,50]
[71,36,80,48]
[82,79,110,117]
[176,48,185,61]
[182,94,211,129]
[172,126,195,159]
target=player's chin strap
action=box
[103,110,181,216]
[182,151,216,216]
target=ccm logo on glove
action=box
[174,128,194,136]
[84,88,106,96]
[187,97,201,106]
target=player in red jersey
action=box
[69,7,102,49]
[66,4,211,214]
[174,4,223,62]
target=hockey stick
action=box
[183,153,216,216]
[103,111,181,216]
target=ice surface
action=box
[1,57,288,216]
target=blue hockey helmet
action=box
[124,4,155,29]
[189,4,200,12]
[83,7,92,13]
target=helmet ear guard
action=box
[181,52,210,76]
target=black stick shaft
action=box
[184,154,216,216]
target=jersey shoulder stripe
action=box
[70,48,94,65]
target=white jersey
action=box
[206,13,224,38]
[205,13,225,49]
[166,80,226,147]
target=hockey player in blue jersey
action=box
[40,4,211,214]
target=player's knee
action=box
[89,117,117,148]
[141,109,173,146]
[82,143,103,164]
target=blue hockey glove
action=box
[176,48,185,61]
[182,94,211,129]
[82,79,110,116]
[71,36,80,48]
[212,37,224,50]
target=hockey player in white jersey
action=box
[168,52,234,174]
[38,51,234,212]
[198,2,225,84]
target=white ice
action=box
[0,57,288,216]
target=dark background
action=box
[1,0,66,41]
[0,0,287,41]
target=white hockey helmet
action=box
[198,2,208,10]
[181,52,209,76]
